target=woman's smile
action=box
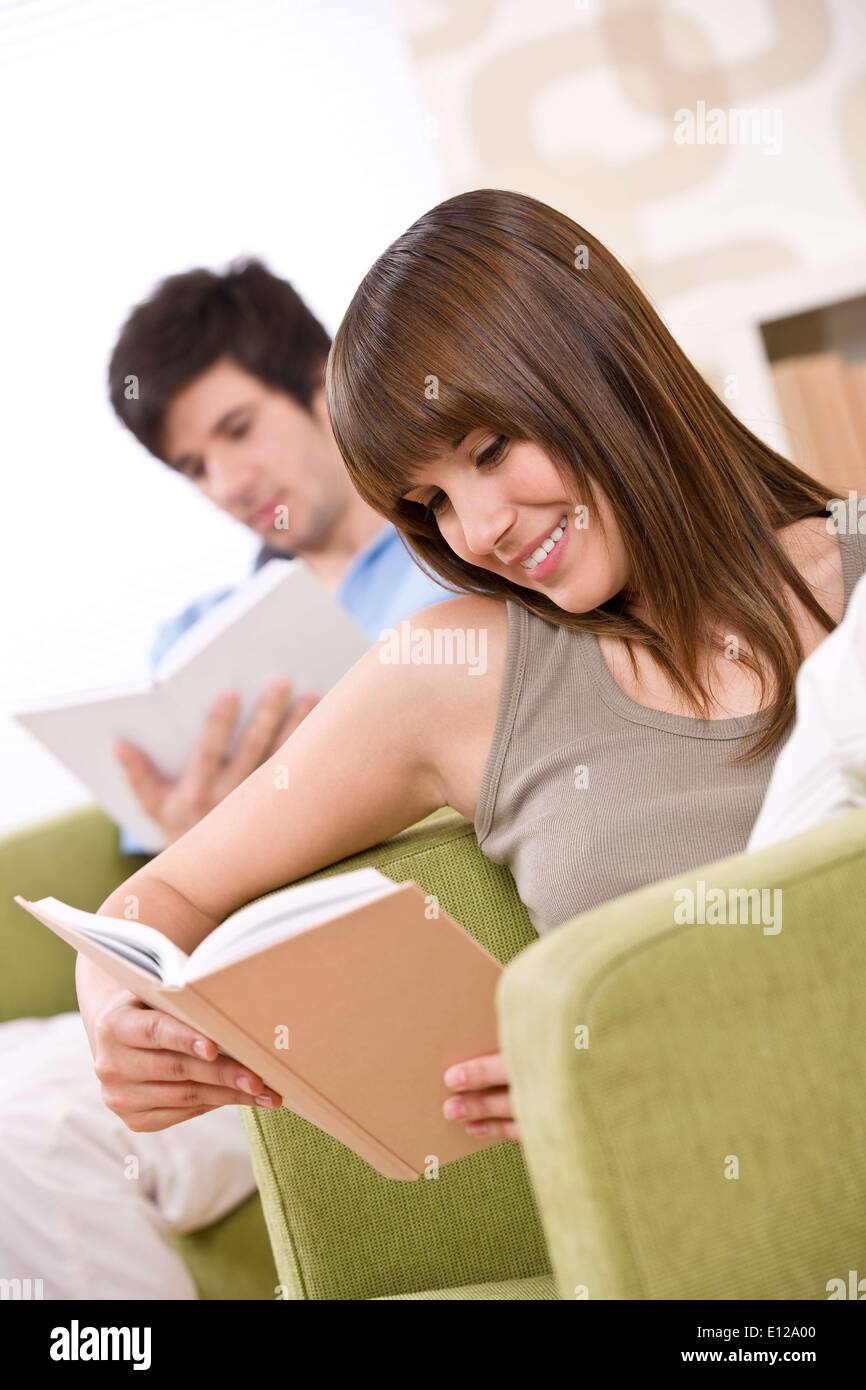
[515,512,570,581]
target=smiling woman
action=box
[326,187,846,766]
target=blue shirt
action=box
[120,523,454,854]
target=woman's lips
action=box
[519,516,570,581]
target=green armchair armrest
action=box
[498,803,866,1300]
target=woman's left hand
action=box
[442,1051,521,1142]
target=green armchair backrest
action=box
[237,811,552,1300]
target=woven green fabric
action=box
[499,803,866,1301]
[375,1274,559,1300]
[239,811,551,1301]
[0,806,277,1300]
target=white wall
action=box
[0,0,444,831]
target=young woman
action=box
[76,189,866,1148]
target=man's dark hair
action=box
[108,258,331,461]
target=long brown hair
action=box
[326,187,842,763]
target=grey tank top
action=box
[474,521,866,937]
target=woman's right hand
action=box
[75,955,283,1131]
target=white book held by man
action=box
[15,560,370,852]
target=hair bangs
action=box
[326,243,562,533]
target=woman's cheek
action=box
[440,518,464,558]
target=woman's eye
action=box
[421,435,507,518]
[475,434,507,466]
[426,490,448,517]
[228,420,249,440]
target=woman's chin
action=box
[524,572,615,615]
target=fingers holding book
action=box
[442,1051,522,1143]
[88,994,283,1132]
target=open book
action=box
[14,869,505,1180]
[14,560,370,852]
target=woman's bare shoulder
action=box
[400,591,509,631]
[387,593,511,819]
[395,593,509,682]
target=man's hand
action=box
[442,1051,521,1141]
[76,955,283,1132]
[115,679,320,843]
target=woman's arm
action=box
[76,597,475,1131]
[130,629,445,928]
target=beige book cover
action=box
[14,870,506,1181]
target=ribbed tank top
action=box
[474,520,866,937]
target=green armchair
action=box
[4,799,866,1300]
[498,802,866,1301]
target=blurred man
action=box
[109,258,452,848]
[0,260,456,1300]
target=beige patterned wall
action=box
[396,0,866,310]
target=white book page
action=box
[18,869,402,991]
[154,558,301,679]
[14,687,186,850]
[183,868,398,980]
[157,559,370,758]
[12,558,370,852]
[16,896,190,987]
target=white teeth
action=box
[520,515,568,570]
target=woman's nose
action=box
[461,511,512,559]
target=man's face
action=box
[161,356,348,552]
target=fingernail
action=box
[193,1040,210,1058]
[444,1067,466,1087]
[236,1075,258,1094]
[254,1095,275,1107]
[444,1098,466,1118]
